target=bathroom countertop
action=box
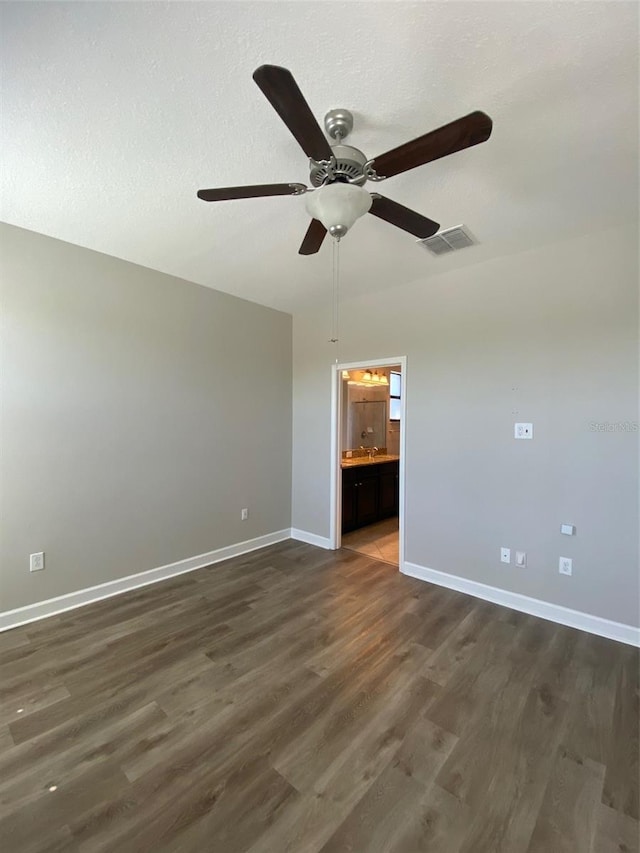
[341,454,400,469]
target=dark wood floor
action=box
[0,541,638,853]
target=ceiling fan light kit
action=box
[305,183,372,239]
[196,64,493,255]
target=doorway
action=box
[330,357,407,569]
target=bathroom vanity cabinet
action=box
[341,459,399,533]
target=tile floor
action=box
[341,516,399,565]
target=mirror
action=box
[349,400,387,449]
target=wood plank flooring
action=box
[0,540,637,852]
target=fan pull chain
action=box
[330,238,340,346]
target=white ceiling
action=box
[2,2,638,313]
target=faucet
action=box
[363,446,378,460]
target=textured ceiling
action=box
[2,1,638,312]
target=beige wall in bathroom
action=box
[340,366,401,455]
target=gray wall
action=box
[1,224,292,612]
[292,225,639,627]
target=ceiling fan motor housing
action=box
[310,144,368,187]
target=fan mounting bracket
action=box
[363,159,386,182]
[324,109,354,142]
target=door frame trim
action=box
[329,355,408,571]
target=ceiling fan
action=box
[197,65,493,255]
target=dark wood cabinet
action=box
[379,467,399,519]
[341,477,356,532]
[341,460,399,533]
[355,475,379,527]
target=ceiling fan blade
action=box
[369,194,439,239]
[299,219,327,255]
[197,183,306,202]
[371,111,493,179]
[253,65,332,162]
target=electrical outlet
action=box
[241,508,248,521]
[515,551,527,568]
[559,557,572,576]
[514,423,533,440]
[30,552,45,572]
[500,548,511,564]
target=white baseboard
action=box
[402,561,640,648]
[6,535,635,647]
[0,529,291,633]
[290,528,333,550]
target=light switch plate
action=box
[515,551,527,568]
[514,423,533,440]
[561,524,575,536]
